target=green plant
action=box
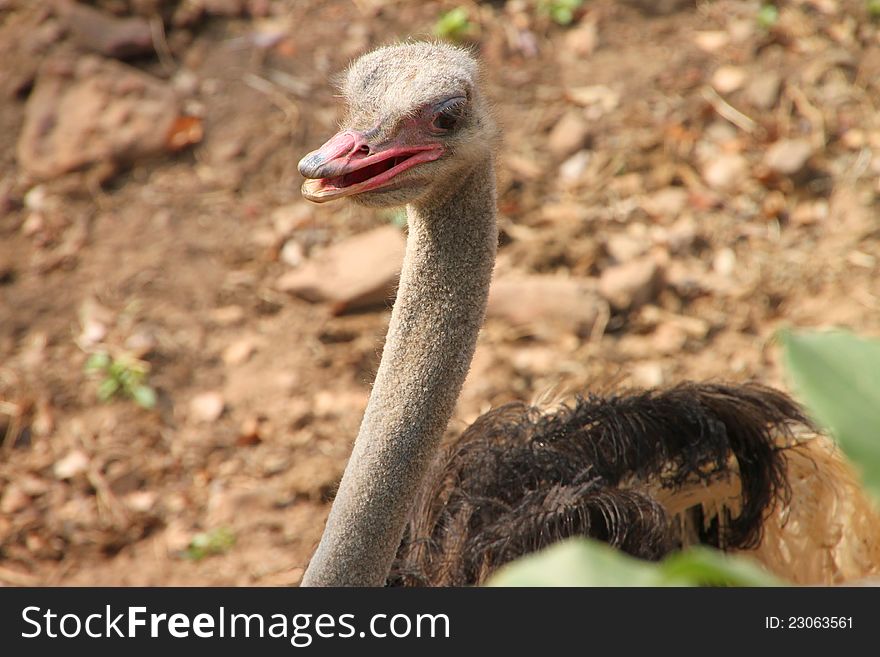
[756,3,779,29]
[434,7,473,42]
[540,0,584,26]
[780,329,880,497]
[85,351,157,409]
[183,527,236,561]
[869,0,880,19]
[488,539,780,587]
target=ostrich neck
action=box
[301,159,497,586]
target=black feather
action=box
[388,382,809,586]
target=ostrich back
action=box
[389,382,880,586]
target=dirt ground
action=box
[0,0,878,586]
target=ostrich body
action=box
[297,43,880,587]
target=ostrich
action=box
[296,42,880,587]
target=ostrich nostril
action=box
[357,144,371,156]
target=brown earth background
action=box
[0,0,878,585]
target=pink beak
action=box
[298,129,444,203]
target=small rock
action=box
[189,392,225,423]
[23,185,48,212]
[745,72,782,109]
[54,450,90,480]
[124,490,157,513]
[702,154,748,191]
[558,150,591,183]
[171,69,200,97]
[791,199,828,226]
[54,0,154,59]
[713,248,737,277]
[840,129,865,150]
[566,86,619,116]
[277,226,406,314]
[222,338,255,366]
[209,305,245,326]
[711,66,747,94]
[641,187,687,219]
[313,389,368,419]
[125,330,157,358]
[505,153,542,181]
[21,213,45,238]
[631,362,665,388]
[487,276,605,337]
[606,233,649,262]
[250,228,277,249]
[663,215,697,253]
[763,139,812,176]
[564,18,598,57]
[280,239,305,267]
[651,323,688,355]
[694,31,729,53]
[0,484,30,514]
[548,111,591,159]
[237,417,263,446]
[17,474,49,496]
[17,55,180,179]
[598,256,665,310]
[275,371,299,394]
[32,401,55,437]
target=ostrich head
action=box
[298,42,496,208]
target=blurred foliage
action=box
[85,351,157,409]
[780,329,880,498]
[488,539,780,587]
[539,0,584,26]
[183,528,236,561]
[869,0,880,19]
[756,3,780,29]
[434,7,474,41]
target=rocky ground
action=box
[0,0,878,585]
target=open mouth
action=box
[301,145,444,203]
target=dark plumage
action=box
[390,383,808,586]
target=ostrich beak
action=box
[298,130,443,203]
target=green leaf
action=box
[434,7,471,41]
[488,538,781,587]
[780,329,880,497]
[659,546,781,587]
[756,4,779,29]
[131,385,157,409]
[85,352,111,373]
[183,527,236,561]
[97,377,120,401]
[488,538,665,587]
[487,538,779,587]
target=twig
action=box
[786,85,826,149]
[1,400,21,456]
[701,86,759,135]
[88,467,130,529]
[589,300,611,347]
[150,16,176,74]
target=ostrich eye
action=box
[431,97,466,133]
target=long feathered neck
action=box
[301,159,498,586]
